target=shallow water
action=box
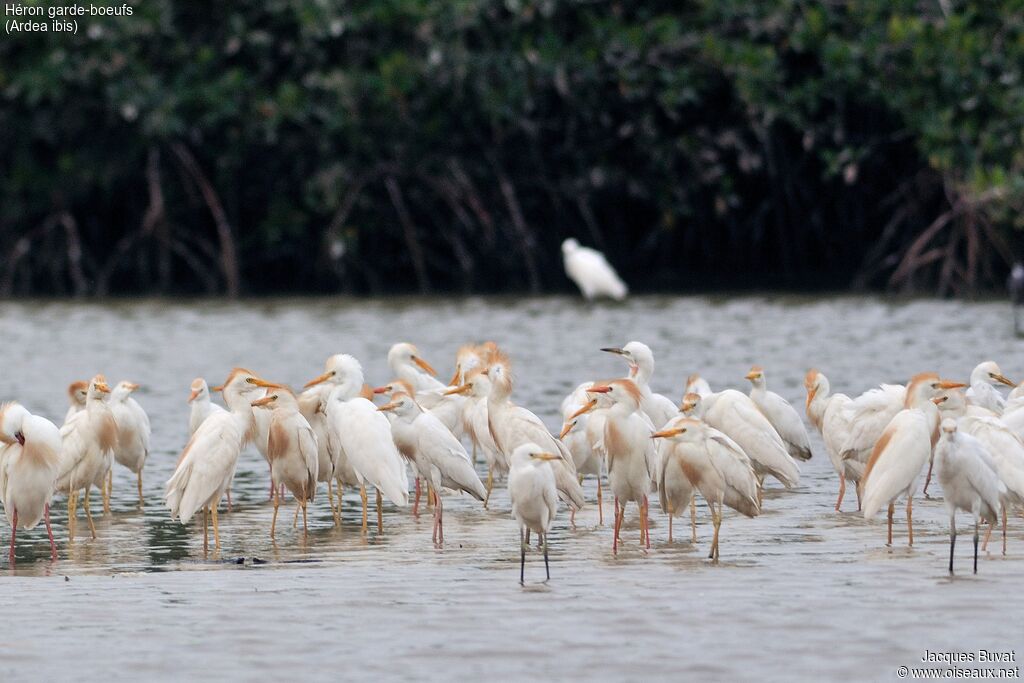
[1,295,1022,681]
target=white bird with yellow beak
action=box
[965,361,1015,413]
[188,378,226,437]
[652,417,760,561]
[745,365,812,462]
[447,370,506,508]
[804,369,860,510]
[252,385,318,538]
[582,379,656,552]
[109,380,150,505]
[388,342,463,434]
[1,402,61,563]
[57,374,116,540]
[306,354,409,535]
[63,380,88,425]
[379,392,485,545]
[483,352,585,514]
[166,368,269,551]
[681,390,799,494]
[860,373,963,546]
[508,443,560,584]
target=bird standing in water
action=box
[109,380,150,506]
[1,402,62,563]
[561,238,627,301]
[508,443,560,584]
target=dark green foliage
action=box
[2,0,1022,296]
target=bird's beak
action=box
[744,371,761,381]
[530,452,560,461]
[211,385,223,392]
[125,382,140,392]
[248,377,286,389]
[377,401,400,412]
[413,356,437,376]
[601,347,625,355]
[448,364,461,387]
[444,384,471,396]
[679,400,696,413]
[651,427,684,439]
[188,389,200,403]
[932,396,948,405]
[304,372,333,388]
[558,422,574,440]
[991,373,1015,387]
[587,385,611,394]
[372,386,390,395]
[251,395,275,407]
[937,380,967,390]
[96,382,111,393]
[569,399,598,420]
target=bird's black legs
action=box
[519,527,526,585]
[543,533,550,582]
[948,512,956,575]
[973,519,979,575]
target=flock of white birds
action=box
[3,334,1024,582]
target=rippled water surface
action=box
[1,295,1022,681]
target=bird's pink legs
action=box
[44,504,57,561]
[413,477,422,517]
[8,508,17,565]
[886,502,894,546]
[835,476,846,512]
[922,460,935,497]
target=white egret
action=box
[685,374,713,399]
[583,380,656,551]
[252,386,318,538]
[965,361,1014,413]
[745,366,812,461]
[804,369,859,510]
[955,414,1024,554]
[63,380,88,425]
[561,238,627,301]
[601,342,677,428]
[934,419,1005,574]
[838,382,906,466]
[860,374,962,546]
[109,380,150,505]
[188,378,225,437]
[447,371,506,508]
[508,443,559,584]
[166,368,268,551]
[652,417,760,560]
[378,393,486,545]
[1,402,61,563]
[306,354,409,535]
[57,375,116,540]
[682,390,799,493]
[483,353,585,514]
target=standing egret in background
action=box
[860,374,962,546]
[561,238,627,301]
[449,370,505,508]
[934,419,1005,574]
[252,386,318,538]
[1,402,61,563]
[64,380,88,425]
[307,354,409,535]
[109,380,150,505]
[166,368,268,551]
[745,366,812,461]
[684,374,713,399]
[965,361,1014,414]
[508,443,559,584]
[653,417,760,560]
[378,393,485,545]
[57,375,116,540]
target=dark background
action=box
[2,0,1022,297]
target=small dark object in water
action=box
[1009,262,1024,336]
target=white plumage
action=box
[561,238,627,301]
[109,380,150,503]
[965,361,1014,413]
[1,402,61,562]
[508,443,559,584]
[804,369,859,510]
[746,366,812,461]
[188,377,225,437]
